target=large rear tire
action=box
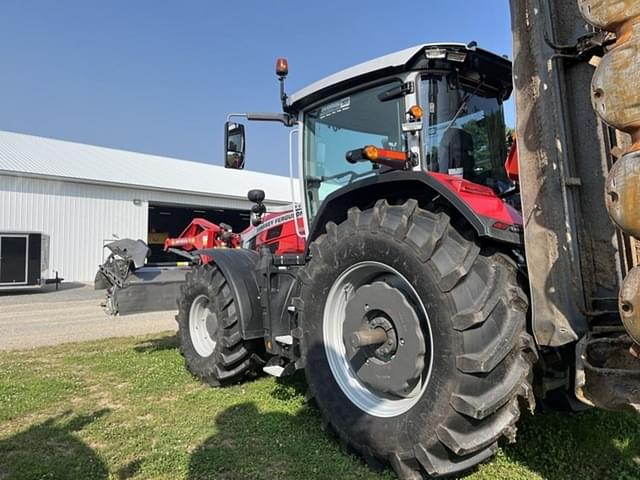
[176,263,258,386]
[299,199,536,479]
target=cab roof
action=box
[289,43,511,111]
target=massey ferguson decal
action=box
[240,206,303,247]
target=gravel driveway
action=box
[0,283,177,351]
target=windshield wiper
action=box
[378,82,413,102]
[442,81,485,133]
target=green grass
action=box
[0,333,639,480]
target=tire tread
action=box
[176,263,258,386]
[301,199,536,478]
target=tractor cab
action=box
[291,44,513,221]
[225,43,519,244]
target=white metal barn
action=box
[0,130,295,282]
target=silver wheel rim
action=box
[323,261,433,418]
[189,294,217,357]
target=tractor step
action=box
[263,365,285,377]
[263,357,296,378]
[576,334,640,413]
[275,335,293,345]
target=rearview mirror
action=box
[224,122,246,169]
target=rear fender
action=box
[306,170,523,250]
[196,248,263,340]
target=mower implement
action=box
[95,238,191,315]
[96,207,303,316]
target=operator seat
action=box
[437,127,475,179]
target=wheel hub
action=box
[368,316,398,360]
[349,316,398,360]
[343,281,426,398]
[324,261,434,417]
[189,294,218,357]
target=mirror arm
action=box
[227,112,295,127]
[279,77,289,112]
[247,112,295,126]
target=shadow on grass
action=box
[186,387,640,480]
[116,458,143,480]
[0,409,110,479]
[186,400,375,480]
[133,334,179,354]
[502,408,640,479]
[270,371,307,401]
[131,334,640,479]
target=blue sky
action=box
[0,1,513,176]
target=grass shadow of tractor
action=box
[501,408,640,479]
[186,400,389,480]
[187,399,640,480]
[133,334,179,354]
[270,371,308,402]
[0,409,110,479]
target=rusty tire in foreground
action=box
[299,199,537,478]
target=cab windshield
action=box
[420,76,508,190]
[303,81,406,219]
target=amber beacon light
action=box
[275,57,289,77]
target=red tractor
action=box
[176,2,640,476]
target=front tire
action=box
[176,263,258,386]
[299,199,536,478]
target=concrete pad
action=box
[0,283,176,351]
